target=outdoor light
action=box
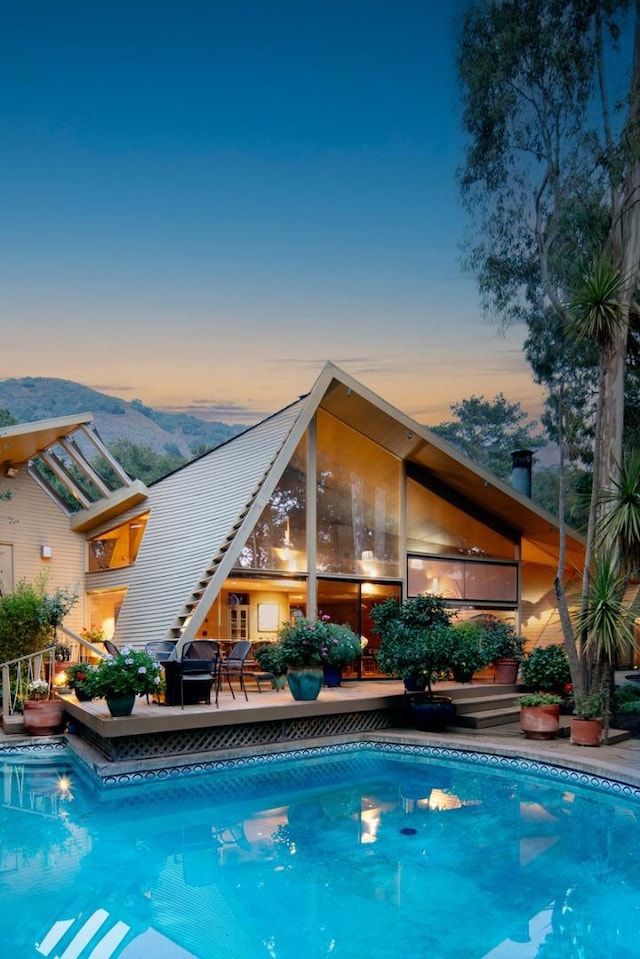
[5,465,18,478]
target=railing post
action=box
[2,665,10,721]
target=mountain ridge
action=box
[0,377,246,457]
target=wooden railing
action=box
[1,627,109,720]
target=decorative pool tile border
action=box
[41,737,640,801]
[0,738,65,757]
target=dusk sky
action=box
[1,0,544,428]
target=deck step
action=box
[454,706,521,728]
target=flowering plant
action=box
[65,662,97,691]
[27,679,51,701]
[87,645,162,698]
[277,617,361,668]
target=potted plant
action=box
[371,594,457,730]
[518,692,562,740]
[65,662,96,701]
[276,617,361,700]
[521,644,571,693]
[86,645,162,716]
[22,679,65,736]
[316,617,362,687]
[570,691,604,747]
[55,642,72,662]
[449,621,491,683]
[254,642,288,690]
[481,621,525,684]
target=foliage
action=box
[521,644,571,692]
[572,691,604,720]
[431,393,544,482]
[449,621,492,679]
[26,679,51,701]
[0,578,77,663]
[80,627,106,645]
[517,693,562,707]
[65,662,97,692]
[55,643,72,662]
[275,617,361,669]
[86,645,162,698]
[254,642,288,676]
[101,439,188,485]
[371,595,454,694]
[480,622,525,663]
[615,683,640,715]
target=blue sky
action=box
[0,0,543,426]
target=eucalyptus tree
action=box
[458,0,640,497]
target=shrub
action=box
[521,644,571,691]
[518,693,562,706]
[0,579,77,662]
[481,622,525,662]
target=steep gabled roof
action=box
[111,363,584,648]
[113,395,310,647]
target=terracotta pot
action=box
[23,699,65,736]
[493,658,519,684]
[570,717,603,747]
[520,704,560,740]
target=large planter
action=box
[323,665,342,688]
[23,699,65,736]
[404,674,428,692]
[287,668,323,701]
[493,658,519,684]
[406,694,456,732]
[520,704,560,740]
[106,693,136,717]
[570,717,603,747]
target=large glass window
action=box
[316,411,401,576]
[235,439,307,572]
[407,479,517,560]
[407,556,518,604]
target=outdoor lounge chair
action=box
[178,640,220,709]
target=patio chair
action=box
[103,640,120,656]
[179,640,220,710]
[218,640,252,701]
[145,640,177,663]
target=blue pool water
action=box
[1,744,640,959]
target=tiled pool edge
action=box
[2,730,639,801]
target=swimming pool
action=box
[2,742,639,959]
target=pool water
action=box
[1,746,640,959]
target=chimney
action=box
[511,449,533,498]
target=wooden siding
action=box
[111,401,305,647]
[0,471,87,633]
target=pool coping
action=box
[2,727,639,799]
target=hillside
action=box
[0,377,245,457]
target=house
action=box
[0,363,586,675]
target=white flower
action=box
[138,666,147,674]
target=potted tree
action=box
[371,594,457,731]
[570,691,604,747]
[449,621,491,683]
[482,622,525,684]
[518,692,562,740]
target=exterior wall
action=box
[0,471,86,633]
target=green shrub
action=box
[521,644,571,691]
[0,578,78,664]
[518,693,562,706]
[615,683,640,715]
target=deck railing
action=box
[1,626,109,720]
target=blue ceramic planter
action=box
[287,668,323,701]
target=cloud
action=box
[157,400,263,423]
